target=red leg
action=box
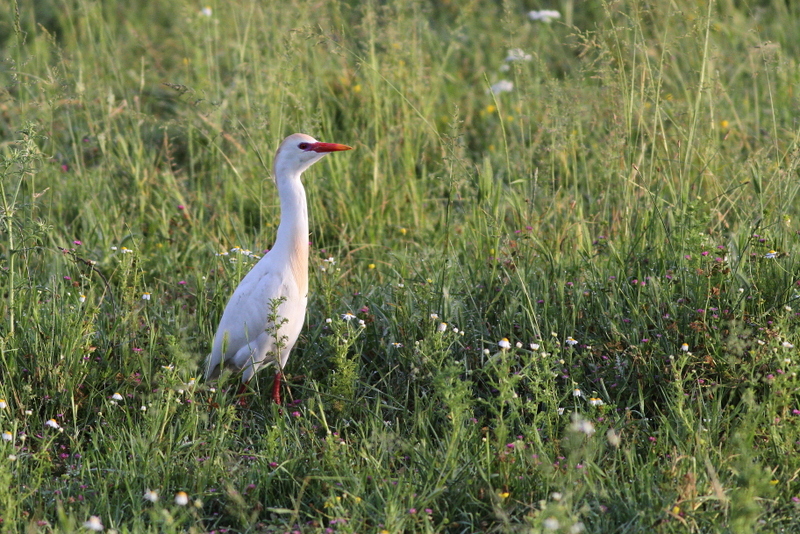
[272,371,282,404]
[235,382,249,407]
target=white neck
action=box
[272,171,309,295]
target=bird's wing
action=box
[206,264,296,379]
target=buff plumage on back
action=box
[205,133,352,403]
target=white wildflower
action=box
[83,516,104,532]
[570,414,595,436]
[488,80,514,95]
[543,517,560,530]
[498,338,512,350]
[505,48,532,62]
[45,419,61,430]
[528,9,561,22]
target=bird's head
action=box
[273,133,353,182]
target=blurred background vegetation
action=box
[0,0,799,531]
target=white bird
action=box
[206,133,353,403]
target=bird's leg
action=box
[235,382,249,407]
[272,371,282,404]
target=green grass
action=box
[1,0,800,531]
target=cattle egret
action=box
[206,133,353,403]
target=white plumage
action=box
[205,133,353,402]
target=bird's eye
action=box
[298,142,310,150]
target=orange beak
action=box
[308,142,353,153]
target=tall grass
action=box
[1,0,800,531]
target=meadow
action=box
[1,0,800,531]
